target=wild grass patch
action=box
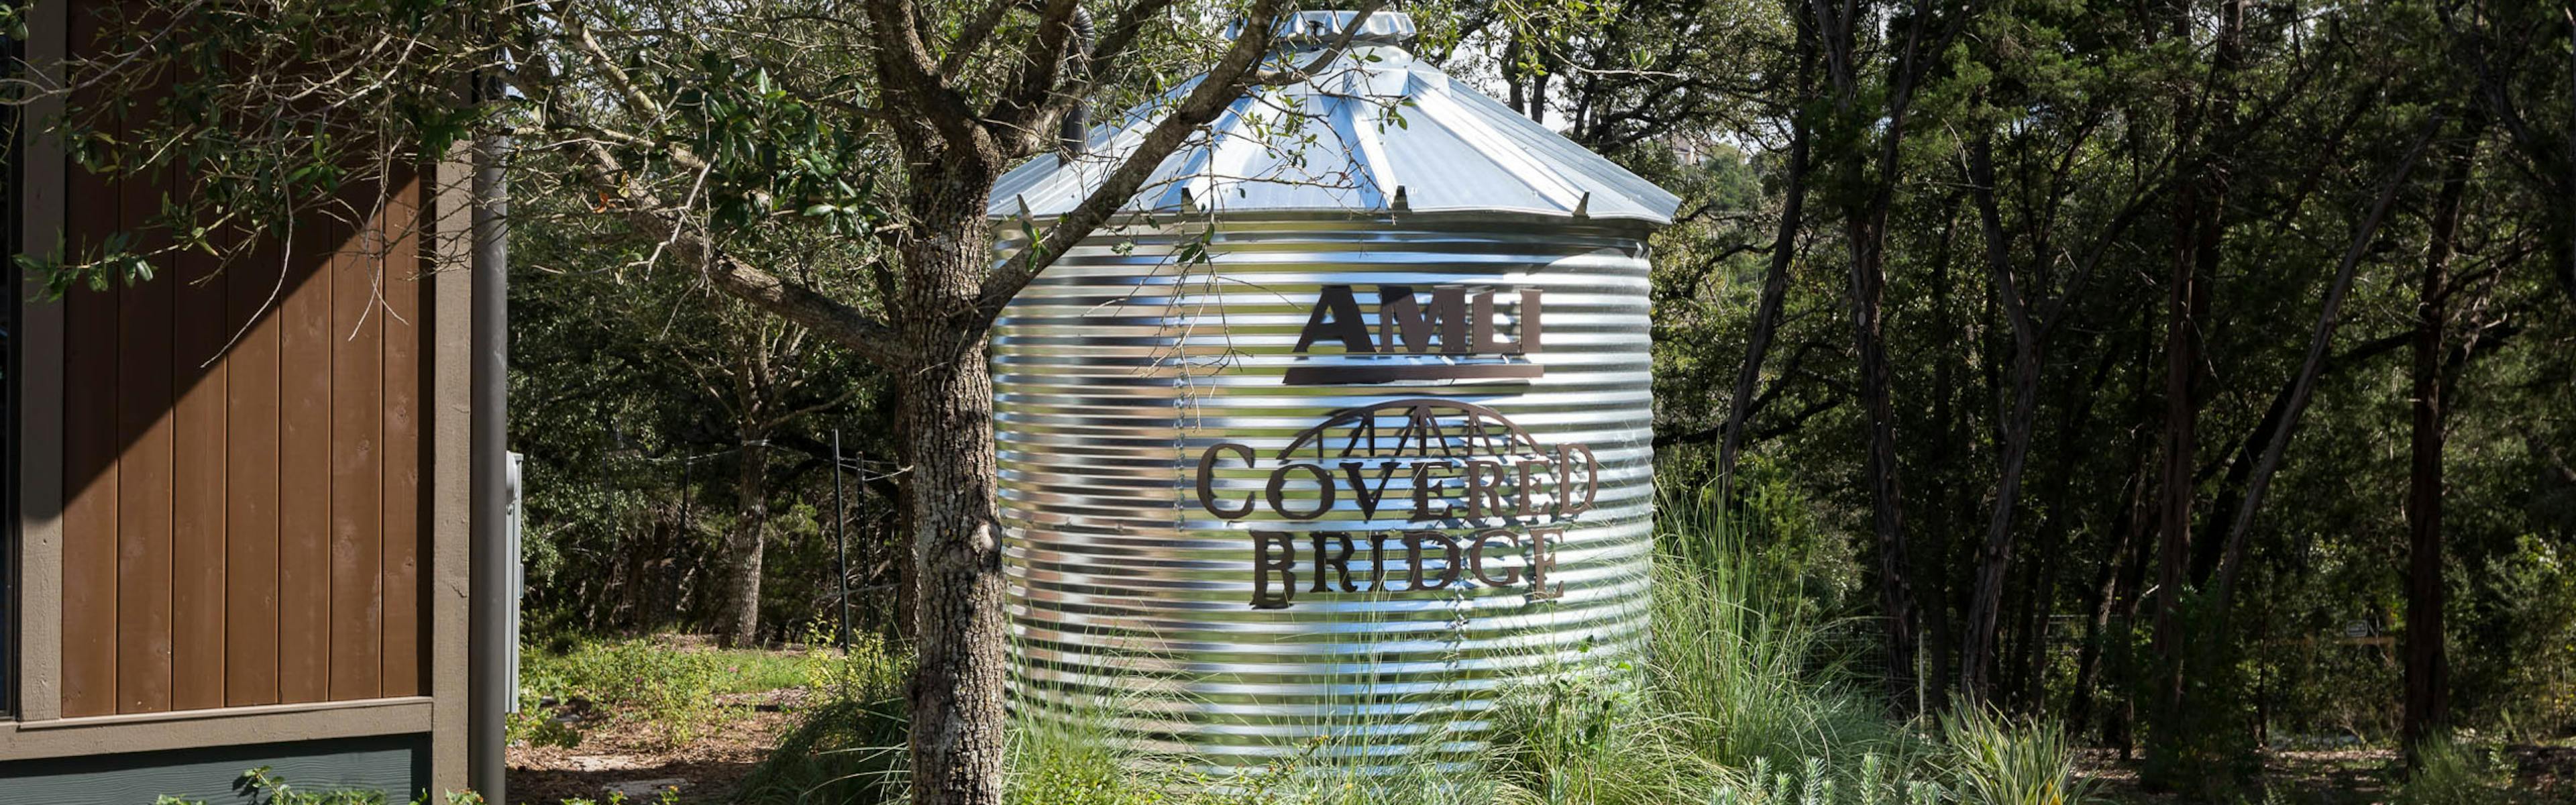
[2395,738,2516,805]
[739,488,2102,804]
[514,629,890,750]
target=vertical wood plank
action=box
[171,180,230,712]
[380,170,425,696]
[277,198,337,704]
[115,160,177,715]
[60,285,120,719]
[329,182,386,702]
[111,21,182,714]
[57,0,120,720]
[225,222,286,707]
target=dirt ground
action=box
[512,691,2576,804]
[508,688,810,804]
[2084,745,2576,804]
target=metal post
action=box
[833,429,849,654]
[466,87,513,802]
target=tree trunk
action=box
[2100,294,2157,753]
[719,437,769,647]
[2402,136,2473,757]
[2207,130,2436,607]
[1962,137,2042,703]
[1717,25,1815,484]
[902,348,1008,805]
[1851,213,1917,714]
[894,472,921,642]
[2068,466,2142,737]
[898,179,1011,805]
[2148,1,2241,759]
[1529,63,1550,126]
[2066,310,2152,738]
[2112,511,2157,759]
[1813,0,1951,718]
[2150,167,2205,730]
[2001,541,2049,712]
[1918,202,1964,716]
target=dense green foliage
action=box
[1620,0,2576,779]
[509,195,903,642]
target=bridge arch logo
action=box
[1193,398,1599,608]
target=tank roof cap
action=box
[1227,10,1417,49]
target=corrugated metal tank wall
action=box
[993,214,1657,767]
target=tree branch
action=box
[561,137,911,367]
[2208,123,2438,606]
[860,0,985,152]
[991,0,1088,142]
[939,0,1020,76]
[973,0,1387,321]
[1014,0,1189,157]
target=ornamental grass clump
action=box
[1652,490,1917,773]
[1937,708,2096,805]
[1483,665,1724,804]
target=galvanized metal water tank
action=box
[987,11,1679,770]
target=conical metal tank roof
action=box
[987,11,1682,225]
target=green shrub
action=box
[1005,696,1209,805]
[725,649,821,696]
[733,622,914,805]
[794,618,909,700]
[2396,738,2516,805]
[735,695,913,804]
[1704,755,1946,805]
[156,768,491,805]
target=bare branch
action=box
[1015,0,1189,156]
